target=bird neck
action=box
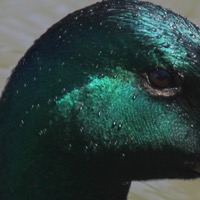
[65,168,130,200]
[70,183,130,200]
[53,155,131,200]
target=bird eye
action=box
[141,68,182,97]
[148,68,173,89]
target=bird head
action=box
[1,0,200,183]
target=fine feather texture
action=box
[1,0,200,199]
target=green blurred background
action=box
[0,1,200,199]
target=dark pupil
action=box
[148,69,172,88]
